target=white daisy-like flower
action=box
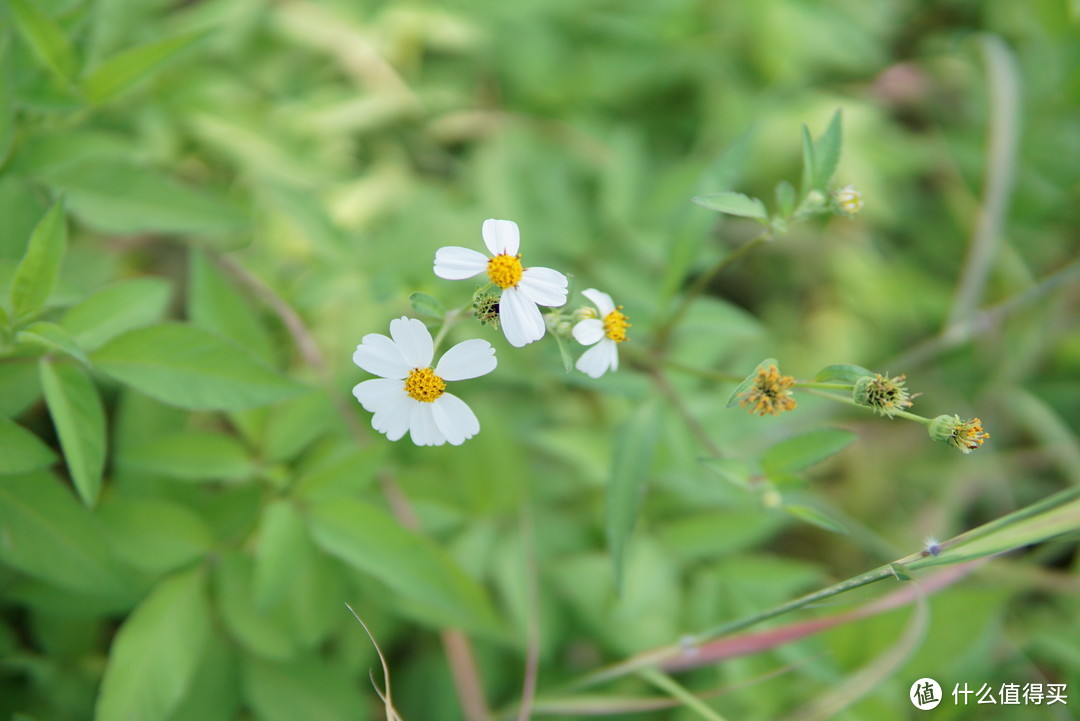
[352,316,496,446]
[434,219,568,347]
[572,288,630,379]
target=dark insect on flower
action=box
[473,291,501,329]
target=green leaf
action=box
[409,291,445,320]
[0,37,14,168]
[812,110,843,192]
[38,160,248,241]
[0,471,128,596]
[253,500,308,610]
[784,504,848,534]
[259,392,333,463]
[60,278,172,351]
[607,401,660,592]
[16,321,87,364]
[691,191,768,221]
[9,198,67,324]
[118,430,255,481]
[242,655,366,721]
[214,551,297,660]
[775,180,796,218]
[40,360,106,507]
[725,358,778,408]
[166,636,241,721]
[94,566,211,721]
[0,418,57,474]
[552,328,576,373]
[0,359,41,418]
[762,428,858,476]
[82,31,205,105]
[97,497,214,575]
[7,0,78,83]
[307,498,502,636]
[91,324,304,411]
[799,124,815,197]
[187,249,274,363]
[813,363,874,384]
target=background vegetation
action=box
[1,0,1079,720]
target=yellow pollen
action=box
[404,367,445,403]
[603,307,630,342]
[487,254,524,289]
[956,418,990,451]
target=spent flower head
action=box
[853,373,914,417]
[739,364,797,416]
[434,219,568,347]
[834,185,864,216]
[571,288,630,378]
[928,414,990,454]
[352,317,496,446]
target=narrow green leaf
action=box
[8,0,78,83]
[16,321,88,364]
[890,563,912,581]
[775,180,796,218]
[10,198,67,324]
[409,291,445,320]
[691,191,768,221]
[607,401,660,592]
[187,249,274,363]
[40,360,106,507]
[552,329,576,373]
[0,418,57,474]
[799,124,815,197]
[784,504,848,534]
[0,37,14,168]
[94,566,211,721]
[725,358,778,408]
[118,430,254,481]
[812,110,843,192]
[91,324,304,411]
[82,31,204,105]
[307,498,502,636]
[97,496,214,574]
[813,363,874,384]
[762,428,858,476]
[60,278,172,351]
[253,501,307,610]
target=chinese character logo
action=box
[911,677,943,710]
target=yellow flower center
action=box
[404,367,445,403]
[487,254,523,289]
[955,418,990,451]
[603,307,630,342]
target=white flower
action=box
[434,219,568,347]
[572,288,630,379]
[352,317,496,446]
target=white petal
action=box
[572,318,604,346]
[431,393,480,446]
[499,287,545,347]
[576,339,616,378]
[609,339,620,372]
[481,219,520,256]
[434,246,488,280]
[435,339,497,381]
[409,403,445,446]
[371,393,413,441]
[352,378,407,413]
[389,316,434,369]
[519,267,569,307]
[353,333,410,379]
[581,288,616,316]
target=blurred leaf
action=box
[725,358,777,408]
[188,249,275,363]
[242,655,367,721]
[82,31,205,105]
[259,392,333,463]
[60,278,172,351]
[8,0,78,83]
[16,320,87,364]
[40,360,106,507]
[215,551,297,660]
[700,457,754,489]
[0,417,57,474]
[799,124,815,198]
[775,180,796,218]
[0,359,41,417]
[95,566,211,721]
[552,328,576,373]
[253,500,307,610]
[165,636,240,721]
[97,497,214,574]
[293,441,383,501]
[307,498,502,637]
[0,471,127,596]
[657,509,785,561]
[811,109,843,192]
[38,160,248,240]
[813,363,873,384]
[762,428,857,476]
[118,430,255,481]
[784,504,848,534]
[10,198,67,324]
[91,324,304,411]
[408,291,445,320]
[691,191,767,221]
[0,37,13,168]
[607,400,660,592]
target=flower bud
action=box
[571,306,599,323]
[834,185,863,216]
[852,373,913,417]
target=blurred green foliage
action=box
[1,0,1079,720]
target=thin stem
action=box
[650,367,723,458]
[638,668,731,721]
[802,389,931,425]
[432,307,466,352]
[516,500,541,721]
[661,359,743,383]
[794,381,853,391]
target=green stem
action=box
[661,359,742,383]
[803,389,931,425]
[432,307,466,352]
[637,668,731,721]
[794,381,853,391]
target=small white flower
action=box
[352,317,496,446]
[572,288,630,379]
[434,219,568,347]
